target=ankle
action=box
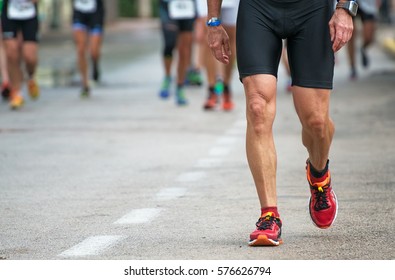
[261,206,279,217]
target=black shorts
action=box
[159,0,195,32]
[72,2,105,34]
[1,1,39,42]
[236,0,335,89]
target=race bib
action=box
[74,0,97,13]
[7,0,36,20]
[168,0,195,20]
[222,0,236,8]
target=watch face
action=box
[349,1,358,16]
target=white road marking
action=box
[175,171,206,182]
[216,136,239,145]
[209,146,230,157]
[194,158,223,168]
[58,235,125,257]
[114,208,162,224]
[155,187,187,200]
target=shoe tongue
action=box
[261,212,274,219]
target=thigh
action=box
[236,0,282,81]
[73,10,89,32]
[1,14,18,40]
[20,17,39,42]
[88,9,105,35]
[287,2,334,89]
[292,87,331,123]
[178,18,194,32]
[73,29,88,51]
[22,41,38,60]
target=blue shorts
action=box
[72,8,105,35]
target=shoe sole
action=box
[309,191,338,229]
[248,235,283,246]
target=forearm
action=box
[207,0,222,18]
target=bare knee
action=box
[303,114,328,139]
[7,50,20,64]
[247,94,276,136]
[77,46,86,60]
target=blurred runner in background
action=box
[196,0,239,111]
[0,0,11,101]
[1,0,40,110]
[158,0,196,106]
[347,0,379,79]
[72,0,105,97]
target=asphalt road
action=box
[0,20,394,261]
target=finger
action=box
[223,39,231,58]
[210,46,224,63]
[214,47,224,62]
[329,22,335,42]
[333,32,345,52]
[332,37,340,52]
[222,54,230,64]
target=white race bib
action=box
[7,0,36,20]
[222,0,236,8]
[168,0,195,20]
[74,0,97,13]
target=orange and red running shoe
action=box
[249,212,283,246]
[307,160,338,229]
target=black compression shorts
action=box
[159,0,195,32]
[236,0,335,89]
[1,0,39,42]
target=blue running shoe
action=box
[159,76,171,99]
[185,67,203,86]
[176,86,188,106]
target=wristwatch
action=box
[206,17,221,27]
[336,1,358,17]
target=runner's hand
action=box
[207,26,231,64]
[329,8,354,52]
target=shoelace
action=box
[256,215,277,230]
[313,186,330,211]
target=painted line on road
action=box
[215,136,239,145]
[194,158,223,168]
[208,146,231,157]
[155,187,187,201]
[114,208,162,224]
[175,171,206,182]
[58,235,125,257]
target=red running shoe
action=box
[249,212,283,246]
[203,90,218,110]
[307,161,338,229]
[222,90,234,111]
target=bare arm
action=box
[206,0,231,64]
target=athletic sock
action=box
[261,206,279,217]
[309,160,329,182]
